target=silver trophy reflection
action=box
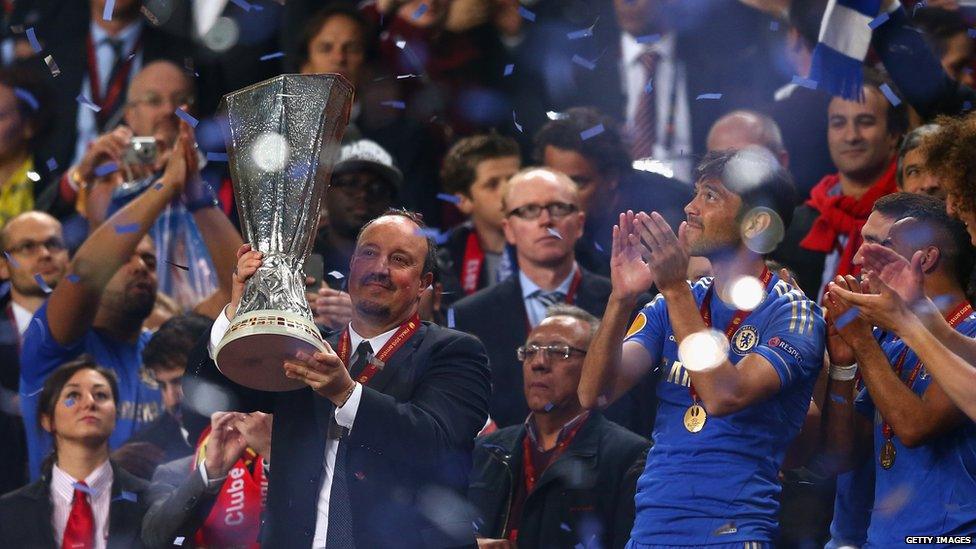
[215,73,353,391]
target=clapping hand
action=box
[634,211,690,294]
[609,211,655,301]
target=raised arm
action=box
[579,211,658,410]
[45,122,193,345]
[185,173,244,319]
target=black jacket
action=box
[770,203,823,298]
[469,414,649,548]
[0,460,150,548]
[185,320,491,548]
[450,269,656,434]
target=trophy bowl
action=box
[214,73,353,391]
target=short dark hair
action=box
[295,5,373,70]
[695,147,797,233]
[358,208,438,277]
[861,67,910,138]
[897,124,941,188]
[873,192,974,289]
[532,107,632,178]
[142,313,213,372]
[914,8,968,58]
[441,133,520,195]
[0,65,54,150]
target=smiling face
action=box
[502,170,585,269]
[522,316,590,414]
[683,177,744,257]
[348,215,432,324]
[828,87,899,185]
[42,368,117,447]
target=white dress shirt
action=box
[50,460,113,549]
[10,301,32,337]
[520,265,578,328]
[72,20,145,166]
[619,32,693,182]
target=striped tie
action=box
[534,290,566,310]
[629,51,660,160]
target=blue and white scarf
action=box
[809,0,884,100]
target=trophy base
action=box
[215,310,328,392]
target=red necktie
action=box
[62,481,95,549]
[630,51,660,160]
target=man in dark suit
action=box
[451,168,652,432]
[186,209,491,548]
[469,305,649,548]
[29,0,188,176]
[534,107,692,278]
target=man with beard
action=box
[311,139,402,330]
[19,120,199,481]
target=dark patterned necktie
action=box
[630,51,660,160]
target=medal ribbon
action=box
[461,231,485,295]
[689,268,773,403]
[85,32,142,129]
[881,301,973,442]
[337,313,421,384]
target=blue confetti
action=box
[436,193,461,205]
[868,12,889,30]
[547,228,563,240]
[636,34,661,44]
[644,80,654,94]
[3,252,18,268]
[567,27,592,40]
[969,29,976,39]
[206,152,229,162]
[412,3,428,20]
[175,109,199,127]
[503,64,514,76]
[834,306,860,330]
[829,393,847,403]
[580,124,604,140]
[513,110,523,133]
[230,0,252,11]
[76,94,101,112]
[594,241,604,252]
[879,83,901,106]
[33,274,52,294]
[769,21,779,31]
[260,51,284,61]
[560,522,572,532]
[447,308,456,328]
[102,0,115,21]
[26,28,41,53]
[696,93,723,100]
[381,100,406,110]
[114,223,139,234]
[94,162,118,177]
[14,88,38,110]
[543,402,555,411]
[46,158,58,171]
[328,270,344,279]
[518,6,536,22]
[153,182,163,190]
[66,274,80,283]
[65,398,75,407]
[571,55,596,70]
[965,101,973,111]
[72,482,94,495]
[114,490,137,502]
[791,75,818,90]
[252,4,263,11]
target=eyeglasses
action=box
[5,237,66,257]
[129,93,195,109]
[507,202,578,220]
[516,343,587,361]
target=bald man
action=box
[452,167,653,431]
[707,109,790,168]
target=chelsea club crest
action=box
[732,326,759,354]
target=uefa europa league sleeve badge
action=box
[214,73,353,391]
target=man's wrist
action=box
[608,290,639,308]
[829,362,858,381]
[333,380,358,408]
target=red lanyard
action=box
[689,268,773,402]
[85,32,142,128]
[881,301,973,440]
[461,231,484,296]
[337,314,421,385]
[520,414,589,494]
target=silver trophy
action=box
[215,74,353,391]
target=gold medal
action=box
[684,404,707,433]
[880,439,896,470]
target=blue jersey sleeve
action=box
[19,302,85,395]
[751,290,826,390]
[623,293,667,365]
[854,386,875,418]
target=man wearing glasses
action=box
[468,304,649,548]
[0,211,69,492]
[452,167,651,430]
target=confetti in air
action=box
[66,274,81,283]
[175,109,199,127]
[230,0,252,11]
[33,274,53,294]
[879,83,901,106]
[412,3,428,20]
[833,306,861,330]
[26,28,41,52]
[513,111,523,133]
[791,75,818,90]
[46,158,58,171]
[868,12,889,30]
[102,0,115,21]
[44,55,61,77]
[206,152,229,162]
[381,100,406,110]
[518,6,536,21]
[503,64,514,76]
[696,93,723,100]
[567,27,593,40]
[72,482,94,495]
[436,193,461,204]
[571,55,596,70]
[580,124,605,140]
[260,51,285,61]
[14,88,38,110]
[328,271,344,279]
[77,94,102,112]
[3,252,18,268]
[547,228,563,240]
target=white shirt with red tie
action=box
[50,459,113,549]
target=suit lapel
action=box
[362,323,427,394]
[106,463,141,548]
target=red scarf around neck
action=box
[800,160,898,279]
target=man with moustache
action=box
[19,121,200,481]
[189,209,491,547]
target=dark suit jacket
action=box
[450,269,656,434]
[142,455,220,549]
[469,414,649,549]
[184,320,491,548]
[770,203,823,298]
[0,460,150,548]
